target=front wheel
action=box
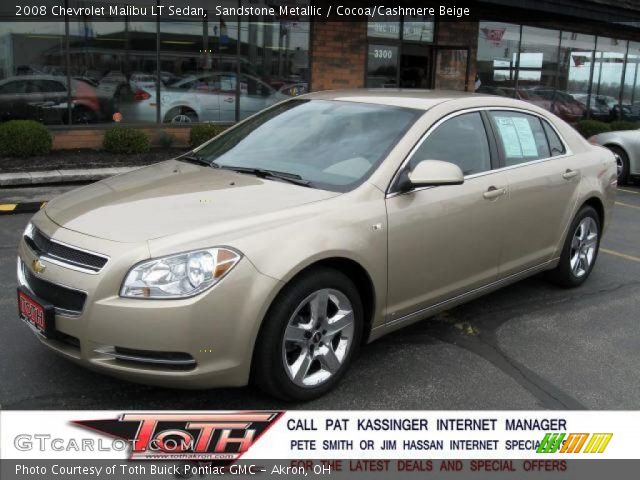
[253,268,363,401]
[547,206,601,288]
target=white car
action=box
[119,72,287,123]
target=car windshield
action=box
[195,99,420,192]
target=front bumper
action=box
[17,212,282,388]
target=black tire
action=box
[252,267,363,401]
[69,106,96,124]
[546,205,601,288]
[606,145,630,185]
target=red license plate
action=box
[18,288,51,334]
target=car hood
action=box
[45,160,339,243]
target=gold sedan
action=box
[17,90,617,400]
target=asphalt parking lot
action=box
[1,185,639,410]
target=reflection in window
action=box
[239,2,309,121]
[623,42,640,120]
[368,15,401,39]
[402,16,434,43]
[517,27,584,124]
[558,32,595,121]
[476,22,521,97]
[592,36,627,121]
[0,11,66,124]
[367,45,399,88]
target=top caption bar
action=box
[2,1,640,23]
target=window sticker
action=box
[511,117,538,156]
[494,116,539,158]
[494,117,523,157]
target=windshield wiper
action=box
[178,152,220,168]
[221,166,312,187]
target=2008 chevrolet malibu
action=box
[17,90,617,400]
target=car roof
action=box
[302,88,560,114]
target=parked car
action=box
[526,87,586,123]
[477,85,585,123]
[17,90,616,400]
[589,129,640,184]
[571,93,640,122]
[0,75,101,124]
[119,72,288,123]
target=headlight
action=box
[23,222,34,238]
[120,247,241,299]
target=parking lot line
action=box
[601,248,640,263]
[616,201,640,211]
[0,204,17,212]
[618,188,639,195]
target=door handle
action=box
[483,186,506,199]
[562,169,578,180]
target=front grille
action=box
[25,228,108,273]
[23,266,87,313]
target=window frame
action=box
[386,106,572,197]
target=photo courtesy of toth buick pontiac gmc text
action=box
[17,90,617,401]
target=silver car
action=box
[590,129,640,184]
[120,72,287,123]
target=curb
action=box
[0,166,142,187]
[0,202,47,215]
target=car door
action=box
[218,74,237,122]
[486,110,582,277]
[385,111,510,321]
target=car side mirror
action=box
[398,160,464,191]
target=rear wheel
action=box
[606,145,630,185]
[253,267,363,401]
[165,107,198,124]
[547,206,601,288]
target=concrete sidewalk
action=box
[0,166,141,187]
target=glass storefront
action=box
[477,21,638,123]
[0,0,309,126]
[366,16,435,89]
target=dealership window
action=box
[476,23,640,123]
[476,22,521,96]
[0,3,66,125]
[517,27,560,89]
[592,36,627,120]
[66,0,157,124]
[557,32,595,120]
[623,42,640,109]
[366,16,435,89]
[239,1,310,122]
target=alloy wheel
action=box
[615,154,623,179]
[281,288,355,388]
[569,217,598,278]
[170,113,193,123]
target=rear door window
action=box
[489,111,551,166]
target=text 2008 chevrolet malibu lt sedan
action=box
[17,90,617,400]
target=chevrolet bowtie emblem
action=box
[32,258,46,274]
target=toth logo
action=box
[74,412,283,461]
[537,433,613,454]
[32,258,46,274]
